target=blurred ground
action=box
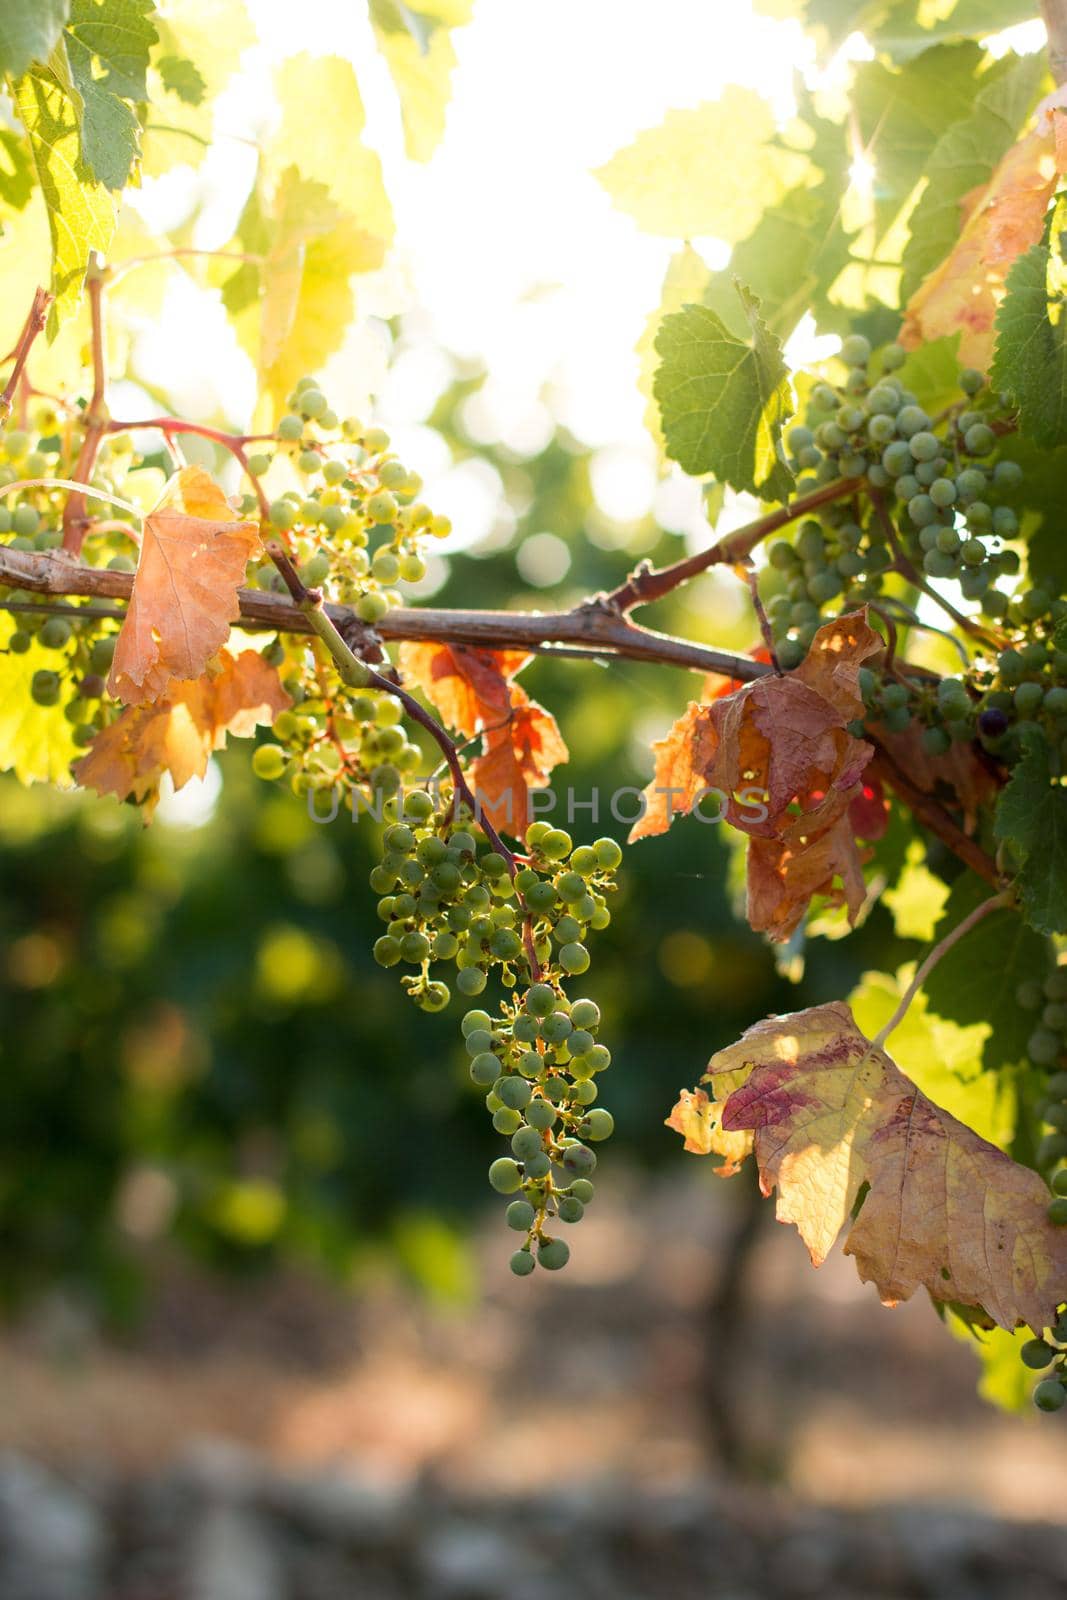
[0,1169,1064,1596]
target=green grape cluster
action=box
[246,375,450,624]
[477,980,612,1275]
[765,336,1024,668]
[1016,971,1067,1178]
[367,802,621,1266]
[252,680,423,807]
[1020,1307,1067,1413]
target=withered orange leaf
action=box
[398,640,530,737]
[108,466,262,707]
[671,1002,1067,1332]
[900,123,1064,370]
[76,649,290,815]
[470,687,569,840]
[872,720,998,828]
[631,612,883,940]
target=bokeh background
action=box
[0,1,1065,1594]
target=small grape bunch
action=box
[252,680,422,809]
[1017,969,1067,1189]
[250,375,450,626]
[1019,1307,1067,1413]
[976,628,1067,768]
[475,980,613,1275]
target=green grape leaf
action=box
[995,738,1067,936]
[773,0,1039,60]
[653,286,794,499]
[0,618,78,785]
[595,88,812,243]
[61,0,156,190]
[923,870,1047,1071]
[991,215,1067,450]
[369,0,472,161]
[155,52,205,105]
[0,0,70,79]
[888,332,963,414]
[0,128,36,209]
[11,46,115,335]
[853,42,985,245]
[638,245,712,456]
[901,52,1045,302]
[141,0,252,177]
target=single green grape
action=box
[1033,1378,1066,1412]
[488,1157,522,1194]
[557,1196,584,1224]
[506,1200,536,1232]
[1021,1338,1054,1370]
[537,1237,570,1270]
[510,1248,536,1276]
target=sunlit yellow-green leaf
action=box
[140,0,253,176]
[369,0,473,161]
[638,244,711,458]
[12,45,115,334]
[848,965,1014,1150]
[595,87,811,243]
[0,617,79,786]
[882,843,950,941]
[271,54,393,252]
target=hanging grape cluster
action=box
[366,806,621,1269]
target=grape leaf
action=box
[11,46,115,334]
[991,213,1067,449]
[594,88,811,244]
[654,285,795,498]
[369,0,472,161]
[853,42,985,245]
[470,689,569,842]
[0,128,35,209]
[901,120,1065,370]
[0,0,70,79]
[64,0,157,191]
[638,246,712,456]
[77,648,290,814]
[0,614,79,785]
[901,51,1046,302]
[630,611,882,940]
[108,466,262,706]
[398,641,530,737]
[925,871,1049,1071]
[155,53,205,105]
[672,1000,1067,1331]
[994,737,1067,936]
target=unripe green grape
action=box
[497,1075,533,1111]
[398,553,426,583]
[537,1237,570,1270]
[39,616,72,649]
[269,499,296,530]
[252,743,288,781]
[1045,1105,1067,1132]
[558,942,589,974]
[840,333,871,366]
[908,493,937,528]
[896,473,920,501]
[1049,1197,1067,1225]
[562,1143,597,1178]
[525,983,557,1017]
[372,549,400,584]
[584,1108,614,1140]
[769,540,795,570]
[12,504,39,537]
[366,489,398,523]
[488,1157,522,1194]
[506,1199,536,1232]
[1033,1378,1066,1412]
[929,477,957,508]
[469,1051,501,1087]
[883,704,912,733]
[867,413,896,445]
[1021,1338,1054,1369]
[457,966,487,997]
[355,591,390,623]
[420,981,450,1012]
[964,422,995,456]
[569,999,599,1030]
[510,1248,536,1276]
[1046,1071,1067,1096]
[8,629,31,653]
[882,440,911,476]
[907,430,940,463]
[993,458,1023,489]
[511,1125,544,1162]
[512,1014,540,1043]
[895,405,929,438]
[461,1008,492,1037]
[1030,1029,1061,1065]
[403,789,436,821]
[1014,682,1044,717]
[30,669,60,706]
[524,1151,551,1179]
[557,1196,584,1224]
[526,1099,555,1130]
[491,1106,521,1135]
[301,551,331,586]
[465,1030,496,1059]
[920,726,951,757]
[373,935,401,967]
[1052,1169,1067,1197]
